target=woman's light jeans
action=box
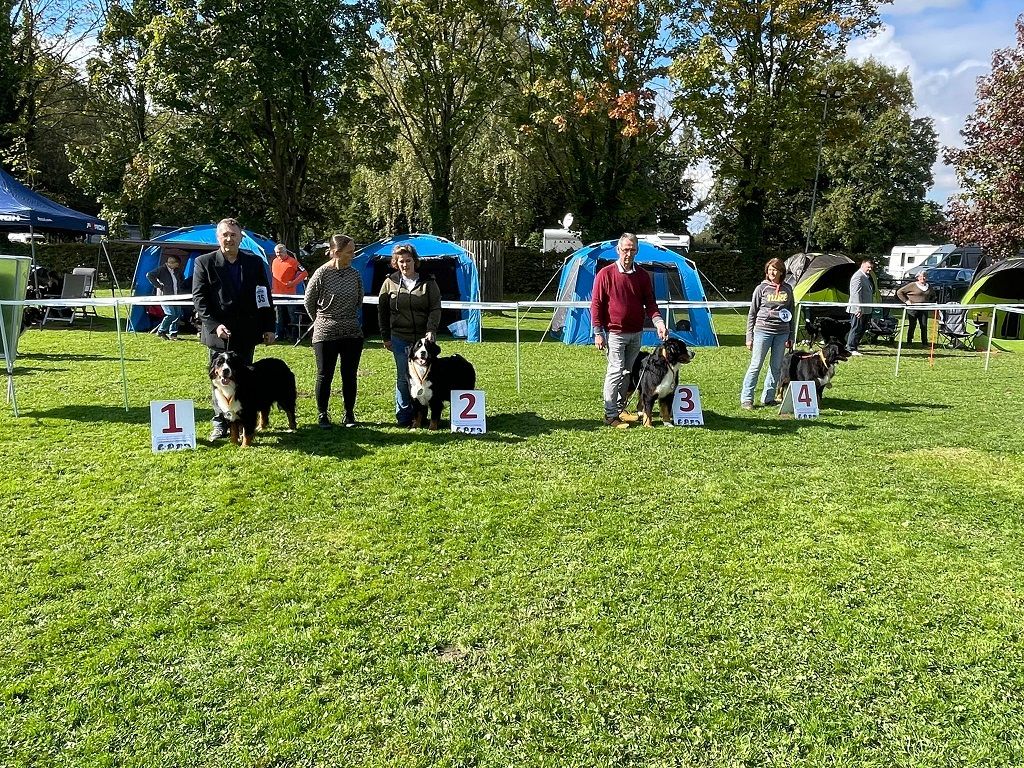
[741,329,788,405]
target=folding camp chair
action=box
[937,305,984,350]
[71,267,99,321]
[40,273,90,327]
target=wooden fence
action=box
[460,240,504,301]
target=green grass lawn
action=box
[2,310,1023,767]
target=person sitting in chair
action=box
[147,254,190,340]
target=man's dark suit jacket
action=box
[192,249,275,352]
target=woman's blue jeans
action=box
[741,330,788,405]
[389,336,413,425]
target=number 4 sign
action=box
[450,390,486,435]
[150,400,197,452]
[671,384,705,426]
[779,381,819,419]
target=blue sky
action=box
[848,0,1022,206]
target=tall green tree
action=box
[146,0,374,249]
[945,14,1024,261]
[370,0,517,238]
[516,0,698,241]
[671,0,882,257]
[72,0,174,237]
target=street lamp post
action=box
[804,88,836,254]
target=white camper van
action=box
[638,232,691,253]
[542,228,584,253]
[886,244,954,281]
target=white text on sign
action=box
[150,400,197,452]
[450,389,487,435]
[672,384,705,427]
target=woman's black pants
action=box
[313,337,364,415]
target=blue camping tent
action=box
[0,166,107,235]
[128,224,277,331]
[551,240,718,347]
[354,233,481,342]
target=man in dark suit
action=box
[192,217,277,440]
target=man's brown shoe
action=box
[617,411,640,423]
[605,417,630,428]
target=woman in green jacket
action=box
[378,243,442,426]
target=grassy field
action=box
[2,309,1023,767]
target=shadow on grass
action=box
[701,411,863,433]
[475,327,548,344]
[25,404,149,425]
[824,398,951,414]
[19,351,146,362]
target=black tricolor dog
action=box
[208,351,298,446]
[804,315,851,346]
[407,337,476,430]
[778,342,851,402]
[629,337,694,427]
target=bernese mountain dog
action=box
[778,342,851,402]
[629,337,694,427]
[208,351,298,446]
[407,337,476,430]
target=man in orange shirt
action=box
[271,243,307,341]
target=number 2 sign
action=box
[671,384,705,426]
[150,400,197,452]
[450,390,487,435]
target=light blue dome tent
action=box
[127,224,278,332]
[551,239,719,347]
[353,233,481,342]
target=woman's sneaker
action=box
[318,413,332,429]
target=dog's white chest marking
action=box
[654,365,679,399]
[214,383,242,421]
[409,362,433,405]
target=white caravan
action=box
[638,232,691,253]
[886,244,955,281]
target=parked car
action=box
[902,267,974,302]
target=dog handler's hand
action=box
[594,333,605,351]
[383,340,393,351]
[746,341,752,351]
[656,323,668,341]
[216,324,231,340]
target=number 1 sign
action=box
[450,390,486,434]
[779,381,819,419]
[150,400,197,452]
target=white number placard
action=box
[450,389,486,434]
[150,400,197,452]
[780,381,819,419]
[672,384,705,426]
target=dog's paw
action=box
[662,421,672,427]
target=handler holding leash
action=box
[192,217,276,441]
[591,233,668,429]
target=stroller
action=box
[937,305,984,350]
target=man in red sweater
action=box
[591,233,668,427]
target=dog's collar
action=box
[409,362,430,386]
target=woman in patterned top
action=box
[740,257,796,410]
[304,234,364,429]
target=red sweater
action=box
[590,264,663,334]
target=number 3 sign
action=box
[450,390,487,435]
[672,384,705,426]
[150,400,197,452]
